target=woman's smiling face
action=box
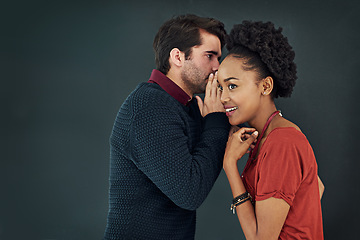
[217,55,264,126]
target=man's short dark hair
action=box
[153,14,227,74]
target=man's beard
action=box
[181,62,209,95]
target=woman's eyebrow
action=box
[224,77,239,82]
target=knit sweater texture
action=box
[104,82,230,239]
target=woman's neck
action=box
[248,102,278,136]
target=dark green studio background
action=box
[2,0,360,239]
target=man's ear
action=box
[262,76,274,96]
[169,48,185,67]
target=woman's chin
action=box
[229,117,244,126]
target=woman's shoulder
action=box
[258,128,310,165]
[267,127,306,143]
[259,125,316,171]
[272,116,301,131]
[267,115,301,138]
[261,127,312,160]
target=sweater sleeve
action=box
[129,103,230,210]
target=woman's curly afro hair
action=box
[226,21,297,98]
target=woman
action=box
[217,21,324,239]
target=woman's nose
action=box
[220,90,229,104]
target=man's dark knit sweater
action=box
[104,70,230,239]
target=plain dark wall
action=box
[3,0,360,239]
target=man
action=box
[104,14,230,239]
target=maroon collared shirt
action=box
[147,69,192,106]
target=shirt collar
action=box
[148,69,192,106]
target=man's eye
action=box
[207,54,212,59]
[229,84,237,90]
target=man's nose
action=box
[212,59,220,71]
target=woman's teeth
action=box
[225,107,238,113]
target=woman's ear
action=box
[169,48,185,68]
[262,76,274,96]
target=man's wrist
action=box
[203,112,230,131]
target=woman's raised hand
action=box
[223,126,258,167]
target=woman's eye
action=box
[228,84,237,90]
[218,85,223,91]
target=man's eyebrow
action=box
[205,51,219,56]
[205,51,221,61]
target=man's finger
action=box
[217,87,221,100]
[211,72,218,98]
[195,96,204,116]
[205,73,213,98]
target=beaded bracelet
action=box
[230,192,252,214]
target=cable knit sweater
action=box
[104,82,230,240]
